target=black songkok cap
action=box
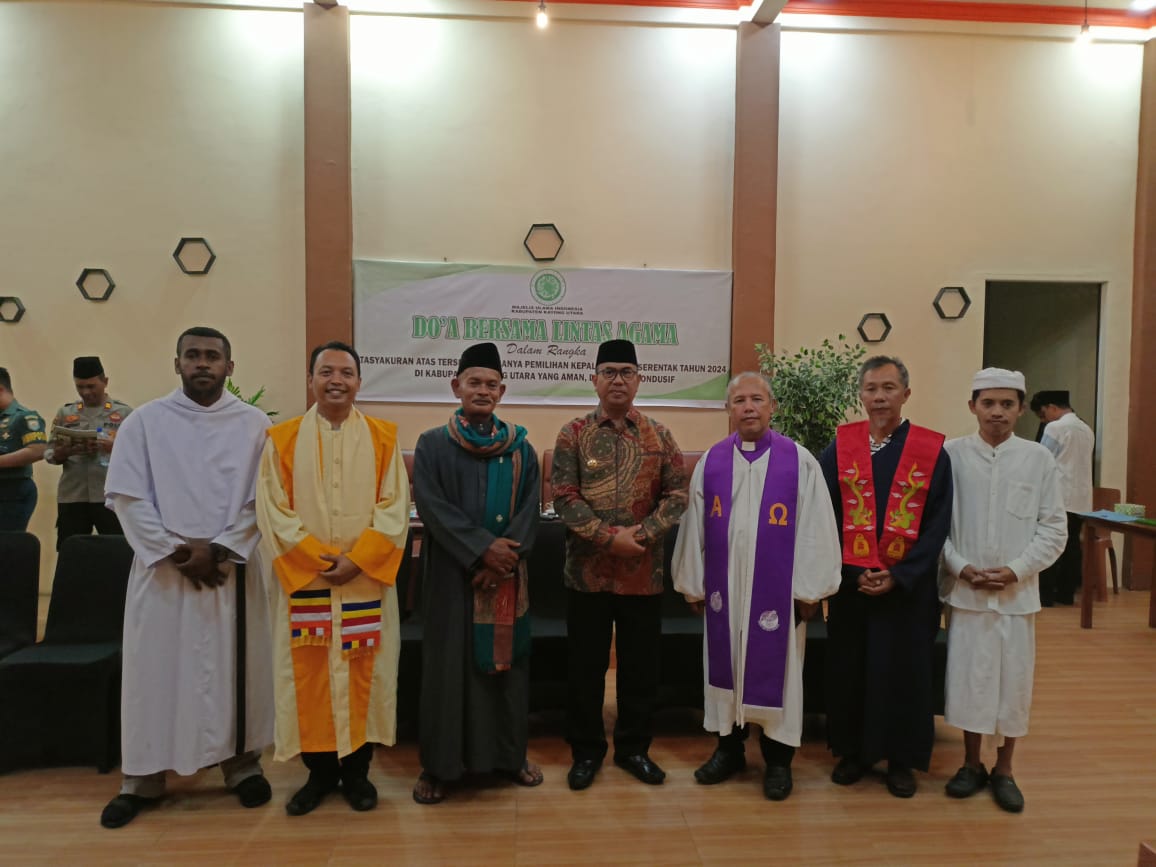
[595,339,638,367]
[456,342,503,377]
[73,356,105,379]
[1032,389,1070,407]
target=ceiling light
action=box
[536,0,549,29]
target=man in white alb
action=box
[672,372,841,801]
[941,368,1066,813]
[99,326,274,829]
[1030,389,1094,607]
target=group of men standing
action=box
[674,359,1069,814]
[2,327,1083,826]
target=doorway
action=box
[982,280,1101,469]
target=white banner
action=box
[353,260,733,407]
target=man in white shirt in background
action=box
[1030,390,1095,607]
[941,368,1067,813]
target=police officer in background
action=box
[0,366,48,531]
[44,356,133,548]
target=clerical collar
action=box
[740,440,757,451]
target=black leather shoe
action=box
[100,794,159,829]
[694,749,746,785]
[342,776,378,812]
[886,762,917,798]
[233,774,272,808]
[763,765,793,801]
[567,759,601,791]
[945,764,988,799]
[286,774,338,816]
[831,756,866,786]
[990,773,1025,813]
[614,753,666,785]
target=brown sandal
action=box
[499,761,544,787]
[412,771,446,805]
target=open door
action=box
[982,280,1101,478]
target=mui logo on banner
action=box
[530,269,566,306]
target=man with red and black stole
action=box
[818,355,952,799]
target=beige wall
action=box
[348,14,738,452]
[776,29,1139,491]
[0,1,306,583]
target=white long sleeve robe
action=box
[105,389,274,777]
[672,441,841,745]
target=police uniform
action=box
[45,396,133,547]
[0,399,48,531]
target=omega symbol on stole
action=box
[767,503,789,526]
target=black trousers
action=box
[0,479,37,532]
[566,590,661,762]
[301,742,374,786]
[717,724,795,768]
[56,501,123,550]
[1040,513,1084,605]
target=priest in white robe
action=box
[940,368,1067,814]
[99,327,274,829]
[672,372,841,800]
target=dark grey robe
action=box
[413,425,540,781]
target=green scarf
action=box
[446,409,532,674]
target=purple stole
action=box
[702,430,799,710]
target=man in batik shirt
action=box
[552,339,686,791]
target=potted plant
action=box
[226,379,278,418]
[755,335,865,456]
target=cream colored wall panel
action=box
[776,30,1139,489]
[0,2,306,583]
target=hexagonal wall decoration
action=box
[76,268,115,302]
[933,286,971,320]
[857,312,892,344]
[0,297,26,323]
[173,237,216,275]
[523,223,564,262]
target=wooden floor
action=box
[3,591,1155,866]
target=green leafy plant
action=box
[226,379,278,418]
[755,335,866,456]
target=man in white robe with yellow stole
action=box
[100,327,274,830]
[673,373,841,800]
[257,340,409,816]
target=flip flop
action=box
[412,771,446,805]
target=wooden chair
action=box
[1089,487,1120,597]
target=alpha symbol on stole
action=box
[710,496,723,518]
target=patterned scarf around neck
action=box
[446,409,532,674]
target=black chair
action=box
[527,520,569,712]
[395,528,422,737]
[656,524,706,710]
[0,534,133,773]
[0,532,40,660]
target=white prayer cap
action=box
[971,367,1026,393]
